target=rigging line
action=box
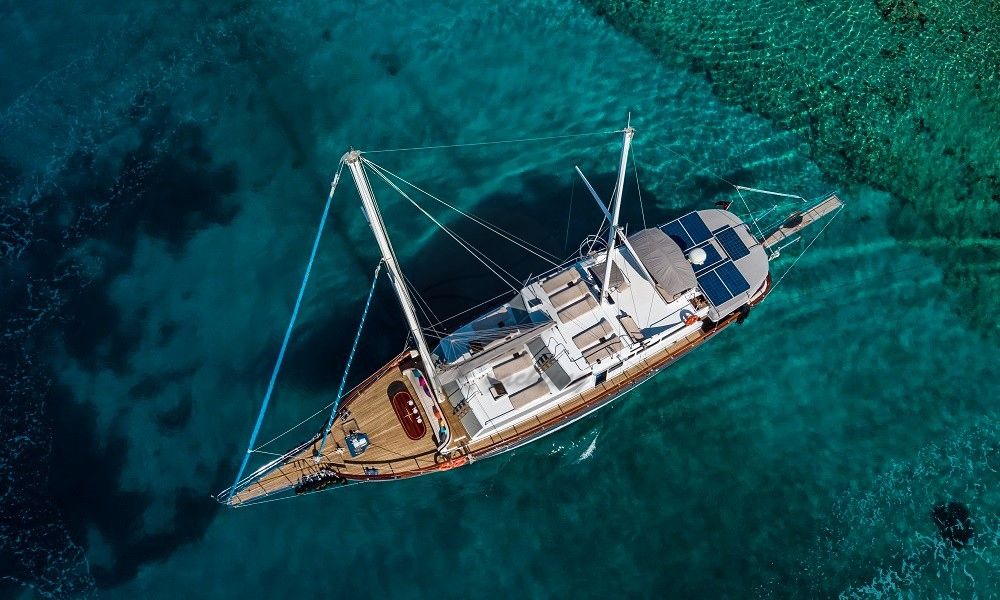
[403,271,440,325]
[232,480,365,508]
[564,177,575,252]
[755,192,837,233]
[381,173,523,291]
[576,167,610,255]
[735,185,806,202]
[423,287,519,331]
[317,261,383,456]
[253,402,332,452]
[360,128,624,154]
[226,163,345,503]
[587,218,609,254]
[632,145,647,230]
[736,187,765,241]
[421,320,452,338]
[423,329,451,341]
[250,450,288,458]
[367,164,523,293]
[366,162,518,284]
[405,279,437,336]
[656,141,739,187]
[363,164,558,279]
[771,204,846,292]
[363,158,561,265]
[366,159,560,263]
[435,323,531,340]
[748,205,779,229]
[655,141,805,204]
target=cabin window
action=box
[595,371,607,385]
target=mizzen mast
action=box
[342,151,443,400]
[599,125,635,305]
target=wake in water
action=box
[576,429,601,463]
[544,426,602,463]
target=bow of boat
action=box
[220,350,465,507]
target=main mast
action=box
[342,151,444,401]
[599,125,635,305]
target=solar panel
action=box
[694,242,723,275]
[716,227,750,261]
[716,261,750,296]
[662,220,692,250]
[697,270,731,306]
[680,213,712,244]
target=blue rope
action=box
[226,167,343,502]
[316,261,383,456]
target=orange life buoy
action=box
[436,455,469,471]
[684,314,700,326]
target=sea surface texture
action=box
[1,1,998,598]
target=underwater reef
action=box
[582,0,1000,337]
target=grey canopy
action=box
[627,228,697,300]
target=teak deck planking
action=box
[229,278,766,506]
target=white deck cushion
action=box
[572,318,613,351]
[541,268,580,295]
[557,294,598,323]
[492,350,533,380]
[510,377,549,409]
[549,280,587,310]
[583,336,624,365]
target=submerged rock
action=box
[931,502,974,549]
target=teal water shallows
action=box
[581,0,1000,338]
[0,0,997,598]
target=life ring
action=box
[684,314,700,326]
[435,455,468,471]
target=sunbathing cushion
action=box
[572,318,613,351]
[584,336,624,365]
[590,260,629,292]
[492,350,533,380]
[549,280,587,310]
[510,377,549,409]
[557,294,598,323]
[618,314,644,341]
[541,268,580,295]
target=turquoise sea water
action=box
[1,1,998,598]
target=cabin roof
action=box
[429,208,767,441]
[659,209,769,319]
[627,227,697,298]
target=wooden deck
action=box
[228,278,770,506]
[229,353,448,505]
[762,194,843,249]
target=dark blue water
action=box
[1,1,997,598]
